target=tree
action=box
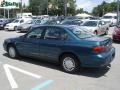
[28,0,76,16]
[92,1,118,17]
[29,0,48,15]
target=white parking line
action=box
[3,64,42,89]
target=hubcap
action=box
[63,57,75,72]
[9,47,16,58]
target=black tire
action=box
[105,28,109,35]
[60,54,80,73]
[7,46,18,59]
[14,26,17,31]
[94,31,98,35]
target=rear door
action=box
[39,27,66,62]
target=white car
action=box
[4,18,31,31]
[102,13,117,26]
[81,20,109,35]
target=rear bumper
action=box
[80,47,115,68]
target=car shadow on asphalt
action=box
[3,53,110,78]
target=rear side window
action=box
[44,27,66,40]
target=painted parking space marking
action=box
[3,64,42,89]
[31,80,53,90]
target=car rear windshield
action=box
[82,21,97,27]
[68,26,95,39]
[103,16,112,19]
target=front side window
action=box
[20,20,24,23]
[44,27,65,40]
[13,20,19,23]
[36,20,41,24]
[26,28,44,39]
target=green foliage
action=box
[92,1,117,17]
[76,8,89,14]
[28,0,76,15]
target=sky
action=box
[76,0,115,12]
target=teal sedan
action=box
[3,25,115,73]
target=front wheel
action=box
[105,28,109,35]
[8,46,18,58]
[60,54,80,73]
[94,31,98,35]
[14,26,17,31]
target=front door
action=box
[17,27,44,58]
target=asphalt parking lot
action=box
[0,27,120,90]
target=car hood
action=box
[7,23,19,26]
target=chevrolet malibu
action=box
[3,25,115,73]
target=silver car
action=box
[17,19,41,32]
[81,20,109,35]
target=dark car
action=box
[60,19,83,26]
[65,16,82,20]
[113,26,120,41]
[3,25,115,73]
[0,19,7,30]
[0,18,15,30]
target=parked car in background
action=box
[113,26,120,41]
[42,19,60,25]
[0,18,15,30]
[81,20,109,35]
[17,19,41,32]
[102,13,117,26]
[4,18,31,31]
[3,25,115,73]
[65,16,81,20]
[60,19,83,26]
[0,19,7,30]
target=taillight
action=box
[93,46,106,53]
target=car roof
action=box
[32,25,77,29]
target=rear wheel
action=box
[60,54,80,73]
